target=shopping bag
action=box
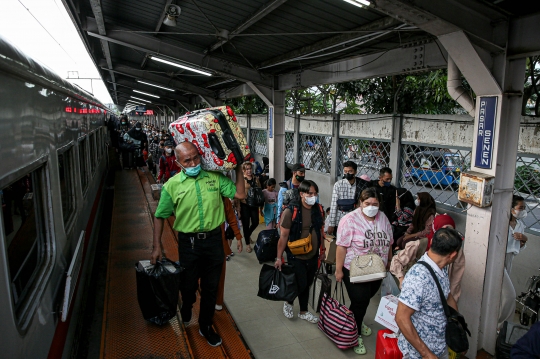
[381,272,401,297]
[309,265,332,313]
[135,258,183,325]
[323,235,337,264]
[318,282,359,349]
[257,264,298,302]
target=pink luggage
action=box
[375,329,403,359]
[169,106,251,171]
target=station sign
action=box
[268,107,273,139]
[474,96,497,169]
[135,106,147,113]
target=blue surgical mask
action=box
[182,163,201,177]
[383,181,391,187]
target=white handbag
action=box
[349,252,386,283]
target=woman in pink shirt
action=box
[336,187,393,356]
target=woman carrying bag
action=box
[335,187,393,355]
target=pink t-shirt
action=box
[336,209,393,270]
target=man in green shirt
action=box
[151,142,245,347]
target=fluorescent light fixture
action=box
[133,89,160,98]
[343,0,370,7]
[150,56,212,76]
[206,78,236,88]
[131,96,151,103]
[127,101,145,106]
[136,80,175,92]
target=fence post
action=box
[293,114,300,164]
[389,113,403,186]
[330,113,340,186]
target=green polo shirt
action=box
[154,169,237,233]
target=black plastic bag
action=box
[257,264,298,302]
[135,258,183,325]
[254,229,279,263]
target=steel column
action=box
[330,114,340,185]
[389,114,403,185]
[293,114,300,164]
[270,90,286,182]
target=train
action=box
[0,35,109,358]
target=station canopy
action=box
[64,0,540,111]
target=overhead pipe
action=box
[447,56,476,118]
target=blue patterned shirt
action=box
[398,253,450,359]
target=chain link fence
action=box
[514,155,540,232]
[399,143,471,208]
[299,134,332,173]
[338,138,391,180]
[241,127,247,139]
[285,132,294,164]
[250,129,268,156]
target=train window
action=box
[79,138,88,193]
[58,146,76,227]
[1,165,53,325]
[89,133,96,174]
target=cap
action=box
[291,163,305,172]
[135,122,142,128]
[359,174,371,182]
[164,140,174,147]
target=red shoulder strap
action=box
[292,206,298,221]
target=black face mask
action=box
[295,175,305,182]
[344,173,355,180]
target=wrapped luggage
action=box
[169,106,251,171]
[254,229,279,263]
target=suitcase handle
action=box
[208,133,226,159]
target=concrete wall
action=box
[251,114,267,130]
[236,114,247,128]
[402,115,474,147]
[518,116,540,155]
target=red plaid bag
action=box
[318,282,359,349]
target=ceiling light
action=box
[133,89,160,98]
[136,80,175,92]
[150,56,212,76]
[131,96,151,103]
[127,100,145,106]
[343,0,371,7]
[206,78,236,88]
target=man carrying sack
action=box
[151,142,245,347]
[274,180,325,324]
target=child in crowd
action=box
[261,178,278,229]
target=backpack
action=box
[246,178,265,207]
[161,155,177,178]
[280,179,301,207]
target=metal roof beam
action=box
[85,17,272,86]
[371,0,505,52]
[216,83,258,99]
[507,13,540,59]
[258,16,402,69]
[106,78,191,103]
[277,40,447,90]
[206,0,288,53]
[88,0,118,104]
[98,60,216,98]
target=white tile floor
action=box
[223,223,386,359]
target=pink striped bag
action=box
[317,282,359,349]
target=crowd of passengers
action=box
[105,115,537,358]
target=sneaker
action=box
[361,322,372,336]
[180,308,192,325]
[353,337,367,355]
[229,252,235,257]
[226,255,231,261]
[215,304,223,311]
[199,325,222,347]
[298,311,318,324]
[283,302,294,319]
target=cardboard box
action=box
[375,295,399,333]
[323,235,336,264]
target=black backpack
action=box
[246,178,265,207]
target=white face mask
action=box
[362,205,379,217]
[304,195,317,206]
[414,199,420,207]
[165,148,173,154]
[514,210,527,219]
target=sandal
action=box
[246,246,252,253]
[353,337,367,355]
[361,322,372,336]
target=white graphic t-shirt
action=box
[336,209,393,270]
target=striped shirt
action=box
[328,178,357,228]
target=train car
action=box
[0,35,109,358]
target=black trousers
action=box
[240,202,259,245]
[342,267,382,331]
[178,230,224,327]
[287,255,318,312]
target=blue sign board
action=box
[268,107,274,139]
[135,106,146,113]
[474,96,497,169]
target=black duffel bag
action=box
[257,264,298,302]
[135,258,183,325]
[417,262,471,353]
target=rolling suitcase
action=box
[122,151,134,169]
[169,106,251,171]
[375,329,402,359]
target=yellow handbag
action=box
[287,233,313,255]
